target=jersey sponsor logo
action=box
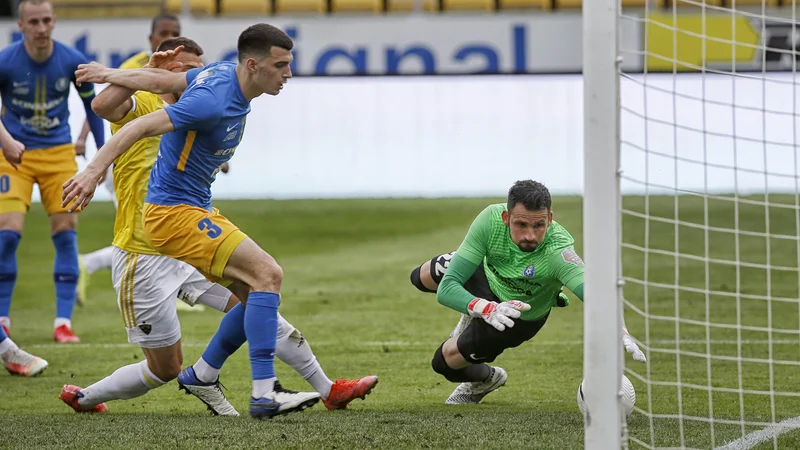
[55,77,70,92]
[522,264,536,278]
[20,115,60,132]
[561,248,584,266]
[11,96,65,111]
[12,80,28,95]
[223,130,238,142]
[214,146,238,156]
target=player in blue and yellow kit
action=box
[65,24,324,418]
[0,0,105,343]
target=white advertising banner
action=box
[0,15,643,75]
[40,73,797,203]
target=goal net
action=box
[584,0,800,449]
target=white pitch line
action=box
[28,339,800,350]
[714,416,800,450]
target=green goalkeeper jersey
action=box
[438,203,585,321]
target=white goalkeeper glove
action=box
[466,298,531,332]
[623,328,647,363]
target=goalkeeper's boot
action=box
[449,314,473,339]
[250,381,320,419]
[59,385,108,413]
[2,346,48,376]
[322,375,379,410]
[75,254,88,307]
[445,366,508,405]
[177,366,239,416]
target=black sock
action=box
[454,363,491,383]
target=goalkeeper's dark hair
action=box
[237,23,293,62]
[156,37,204,57]
[150,13,179,34]
[507,180,552,212]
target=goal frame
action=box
[582,0,625,448]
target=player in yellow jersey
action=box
[60,38,378,415]
[76,13,181,305]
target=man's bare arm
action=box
[76,62,188,94]
[91,84,136,123]
[62,109,175,212]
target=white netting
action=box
[619,1,800,449]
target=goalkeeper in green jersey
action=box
[409,180,646,404]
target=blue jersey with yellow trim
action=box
[0,40,95,149]
[146,61,249,210]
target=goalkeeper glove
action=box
[467,298,531,332]
[622,328,647,363]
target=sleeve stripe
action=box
[79,89,94,98]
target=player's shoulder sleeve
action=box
[546,223,584,296]
[113,91,164,127]
[185,61,236,87]
[58,42,95,96]
[455,204,500,265]
[164,81,223,132]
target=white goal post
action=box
[582,0,625,448]
[585,0,800,449]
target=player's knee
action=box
[50,212,78,235]
[431,343,463,383]
[410,264,436,293]
[251,257,283,292]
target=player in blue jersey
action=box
[64,24,326,418]
[0,0,105,343]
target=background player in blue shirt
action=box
[64,24,328,418]
[0,0,105,343]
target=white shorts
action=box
[111,247,231,348]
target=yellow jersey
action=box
[110,91,167,255]
[119,51,149,70]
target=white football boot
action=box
[445,366,508,404]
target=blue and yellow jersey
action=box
[146,61,249,210]
[0,40,97,149]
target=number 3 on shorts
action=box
[198,218,222,239]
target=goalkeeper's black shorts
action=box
[458,263,549,364]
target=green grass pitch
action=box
[0,196,799,449]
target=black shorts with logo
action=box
[457,263,550,364]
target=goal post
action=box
[586,0,800,448]
[582,0,625,449]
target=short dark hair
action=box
[18,0,51,19]
[151,13,179,34]
[237,23,293,62]
[156,37,203,56]
[507,180,552,212]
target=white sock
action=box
[193,357,220,384]
[54,318,71,329]
[0,335,16,356]
[276,327,333,398]
[252,377,276,399]
[83,246,114,274]
[78,360,166,408]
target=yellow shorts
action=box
[0,144,78,215]
[142,202,247,281]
